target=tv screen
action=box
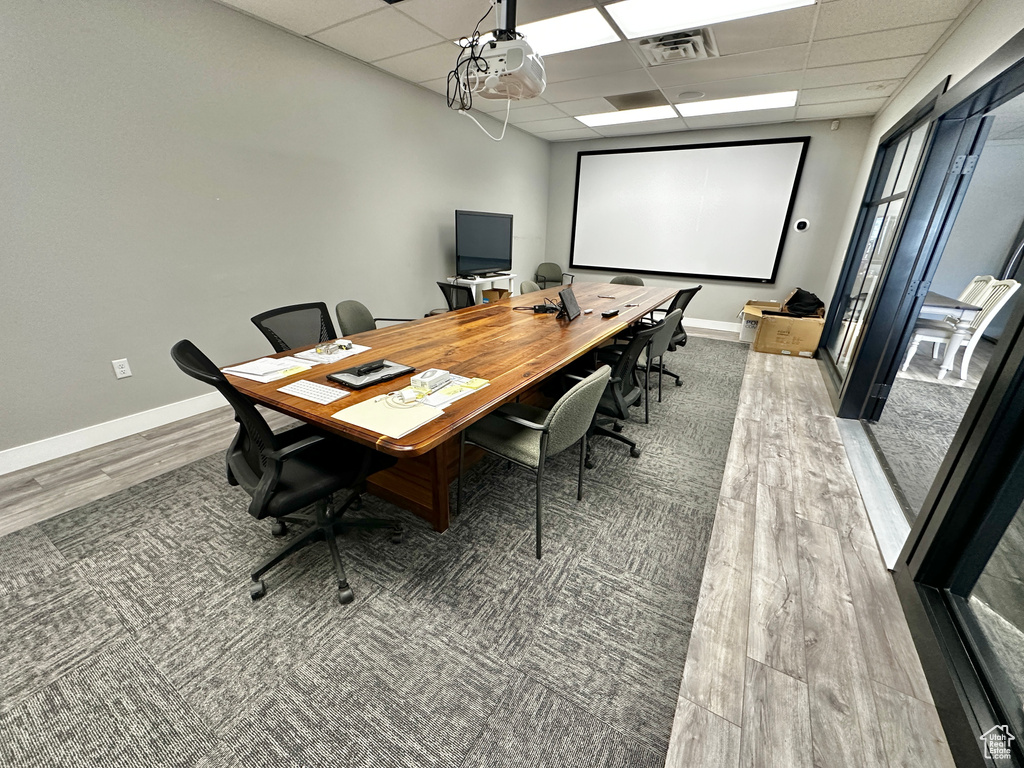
[456,210,513,277]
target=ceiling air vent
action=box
[636,28,719,66]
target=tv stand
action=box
[447,272,517,303]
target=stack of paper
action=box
[332,396,443,439]
[221,357,311,383]
[293,342,371,365]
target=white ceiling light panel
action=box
[476,8,620,56]
[675,90,798,116]
[576,105,679,126]
[605,0,816,39]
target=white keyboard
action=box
[277,380,349,405]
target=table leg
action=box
[938,320,970,379]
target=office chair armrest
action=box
[492,412,548,431]
[374,317,414,324]
[266,434,325,461]
[562,273,575,283]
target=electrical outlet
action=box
[112,358,132,379]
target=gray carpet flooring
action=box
[867,377,976,518]
[0,337,748,768]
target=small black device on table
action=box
[327,360,414,389]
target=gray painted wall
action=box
[930,141,1024,339]
[0,0,550,452]
[544,119,872,325]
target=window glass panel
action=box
[893,124,929,196]
[830,199,906,372]
[967,498,1024,743]
[881,134,910,198]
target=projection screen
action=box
[569,138,809,283]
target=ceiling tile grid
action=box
[212,0,979,140]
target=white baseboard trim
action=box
[686,318,743,334]
[0,392,225,477]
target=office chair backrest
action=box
[535,262,563,288]
[649,309,682,362]
[612,321,661,400]
[520,280,541,294]
[170,340,277,506]
[436,282,475,311]
[667,285,702,348]
[335,300,376,336]
[545,366,611,456]
[610,275,644,286]
[251,302,337,353]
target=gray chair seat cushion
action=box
[466,402,548,468]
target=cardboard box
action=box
[752,313,825,357]
[481,288,511,303]
[738,300,782,343]
[479,288,512,303]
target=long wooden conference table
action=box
[227,282,676,532]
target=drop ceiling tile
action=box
[807,23,947,68]
[795,98,888,119]
[647,45,808,89]
[682,106,797,130]
[513,117,586,132]
[311,8,444,62]
[217,0,384,36]
[710,6,817,56]
[593,118,686,137]
[374,41,460,83]
[814,0,969,40]
[800,80,900,105]
[541,69,658,102]
[802,56,920,88]
[534,127,603,141]
[665,72,803,103]
[419,76,449,96]
[553,97,620,116]
[516,0,597,25]
[506,104,570,123]
[543,42,643,84]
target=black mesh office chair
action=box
[251,302,336,353]
[436,282,475,311]
[648,286,702,386]
[170,340,402,605]
[577,321,660,466]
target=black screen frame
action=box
[455,210,513,277]
[568,137,810,284]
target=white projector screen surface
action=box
[570,138,809,283]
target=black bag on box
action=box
[783,288,825,318]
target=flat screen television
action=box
[456,210,513,278]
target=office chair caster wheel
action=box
[271,521,288,537]
[337,585,355,605]
[613,422,624,433]
[250,581,267,601]
[630,447,641,458]
[585,459,595,470]
[350,496,363,511]
[674,380,682,387]
[390,526,405,545]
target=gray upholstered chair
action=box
[457,365,611,559]
[520,280,541,294]
[643,309,682,404]
[335,300,411,336]
[535,262,574,289]
[610,275,644,286]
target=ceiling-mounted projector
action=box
[466,38,546,100]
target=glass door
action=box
[827,126,930,375]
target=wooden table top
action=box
[227,282,676,457]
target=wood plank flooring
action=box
[667,349,956,768]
